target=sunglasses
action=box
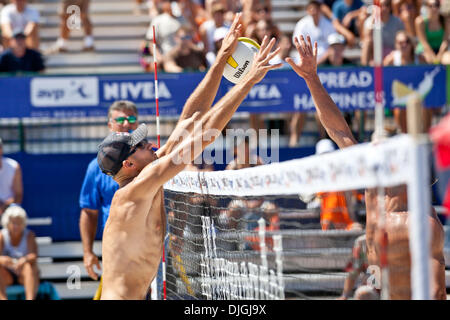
[127,139,149,158]
[113,115,137,124]
[427,2,440,7]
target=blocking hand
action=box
[286,35,318,80]
[243,36,283,85]
[217,13,243,62]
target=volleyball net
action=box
[162,134,433,300]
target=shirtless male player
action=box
[286,35,446,299]
[96,13,282,299]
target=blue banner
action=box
[0,65,446,118]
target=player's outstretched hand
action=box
[286,35,318,80]
[216,12,243,62]
[243,36,282,85]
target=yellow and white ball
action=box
[223,37,260,84]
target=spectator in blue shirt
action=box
[332,0,365,37]
[79,101,139,286]
[0,29,44,73]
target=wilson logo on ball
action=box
[223,37,260,84]
[233,60,250,78]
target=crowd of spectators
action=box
[137,0,450,143]
[0,0,44,73]
[0,138,40,300]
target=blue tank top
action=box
[1,228,29,259]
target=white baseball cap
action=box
[315,139,336,155]
[213,26,230,42]
[327,33,346,46]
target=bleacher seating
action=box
[32,0,356,75]
[34,0,149,74]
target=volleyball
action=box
[223,37,260,84]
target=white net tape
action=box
[164,135,413,196]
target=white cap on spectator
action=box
[315,139,336,155]
[327,33,346,46]
[213,26,229,42]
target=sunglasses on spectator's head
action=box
[427,2,440,7]
[113,115,137,124]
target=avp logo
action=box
[31,77,99,107]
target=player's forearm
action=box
[201,77,254,138]
[79,209,98,254]
[180,54,228,121]
[303,74,357,149]
[163,77,254,169]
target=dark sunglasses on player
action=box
[127,139,149,158]
[114,115,137,124]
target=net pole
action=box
[273,235,284,300]
[152,25,165,300]
[373,0,389,300]
[258,218,268,270]
[407,94,431,300]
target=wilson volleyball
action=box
[223,37,260,84]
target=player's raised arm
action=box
[157,13,243,158]
[286,35,357,149]
[130,37,282,199]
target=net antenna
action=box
[372,0,390,300]
[152,24,165,300]
[152,25,161,149]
